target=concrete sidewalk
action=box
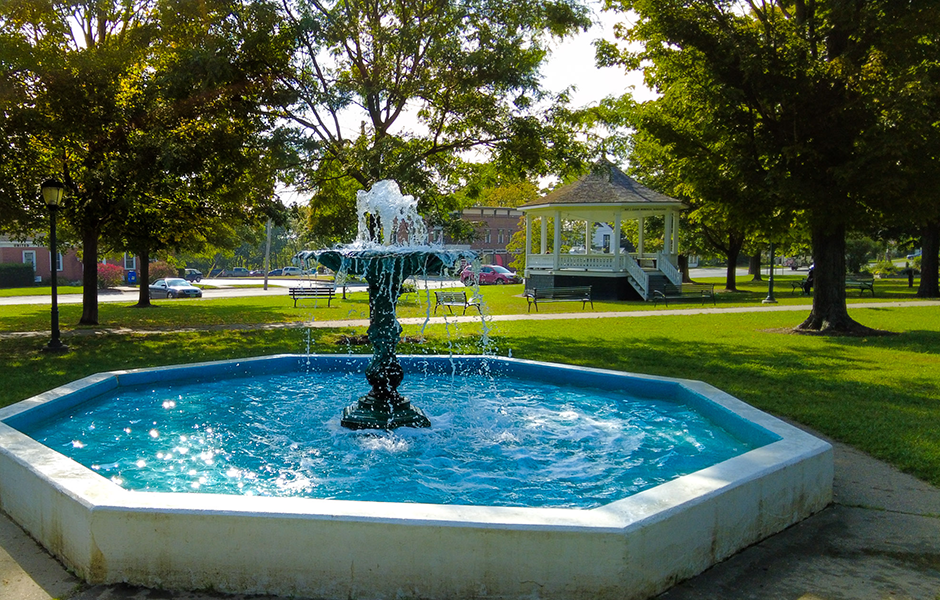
[2,427,938,600]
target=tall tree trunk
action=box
[749,253,762,281]
[916,220,939,298]
[79,224,99,325]
[724,236,744,291]
[679,254,694,283]
[135,249,152,307]
[797,221,873,333]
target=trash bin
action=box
[127,271,138,284]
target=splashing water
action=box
[354,180,428,247]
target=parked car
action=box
[183,268,202,282]
[281,266,304,276]
[221,267,250,277]
[249,270,265,276]
[907,249,922,260]
[267,268,283,276]
[460,264,520,285]
[209,268,223,277]
[149,278,203,299]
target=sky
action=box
[540,6,653,107]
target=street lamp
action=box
[762,241,778,304]
[41,178,68,353]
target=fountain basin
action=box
[0,355,832,600]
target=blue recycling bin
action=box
[127,271,137,284]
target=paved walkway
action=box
[3,427,938,600]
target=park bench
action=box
[434,291,481,315]
[791,278,810,295]
[523,286,593,312]
[288,285,336,308]
[845,274,875,296]
[790,275,874,296]
[651,283,716,307]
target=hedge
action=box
[0,263,36,288]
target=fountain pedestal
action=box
[308,249,468,430]
[296,180,475,430]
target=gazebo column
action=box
[637,216,645,256]
[540,216,548,255]
[663,211,673,259]
[525,214,533,257]
[671,211,680,255]
[552,210,561,269]
[613,211,622,272]
[584,221,591,252]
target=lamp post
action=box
[762,241,778,304]
[41,179,68,353]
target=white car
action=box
[281,266,304,276]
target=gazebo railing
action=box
[657,252,681,286]
[621,253,649,297]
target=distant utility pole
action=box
[263,218,273,291]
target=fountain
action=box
[293,180,475,430]
[0,181,834,600]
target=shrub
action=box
[845,237,879,273]
[871,259,898,278]
[148,261,178,282]
[0,264,36,288]
[97,263,125,289]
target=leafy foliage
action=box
[275,0,592,242]
[97,263,126,289]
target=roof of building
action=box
[520,162,685,210]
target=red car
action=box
[460,264,520,285]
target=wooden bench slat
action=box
[523,286,593,312]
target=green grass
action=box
[1,282,938,488]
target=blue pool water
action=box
[22,370,758,509]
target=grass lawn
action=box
[1,278,938,488]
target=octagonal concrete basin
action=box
[0,355,832,600]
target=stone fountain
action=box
[294,180,474,430]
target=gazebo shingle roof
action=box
[520,162,685,209]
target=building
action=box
[434,206,523,267]
[0,236,83,284]
[0,235,140,285]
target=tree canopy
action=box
[599,0,940,331]
[275,0,593,243]
[0,0,290,319]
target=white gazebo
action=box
[520,162,687,300]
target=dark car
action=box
[149,278,203,299]
[183,268,202,282]
[460,264,520,285]
[267,268,283,276]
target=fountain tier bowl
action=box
[0,355,832,600]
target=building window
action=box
[485,230,492,244]
[498,229,505,244]
[603,234,610,251]
[124,253,136,270]
[22,250,36,270]
[55,252,63,272]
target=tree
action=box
[275,0,592,243]
[2,0,290,319]
[601,0,940,332]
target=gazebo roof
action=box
[520,162,686,212]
